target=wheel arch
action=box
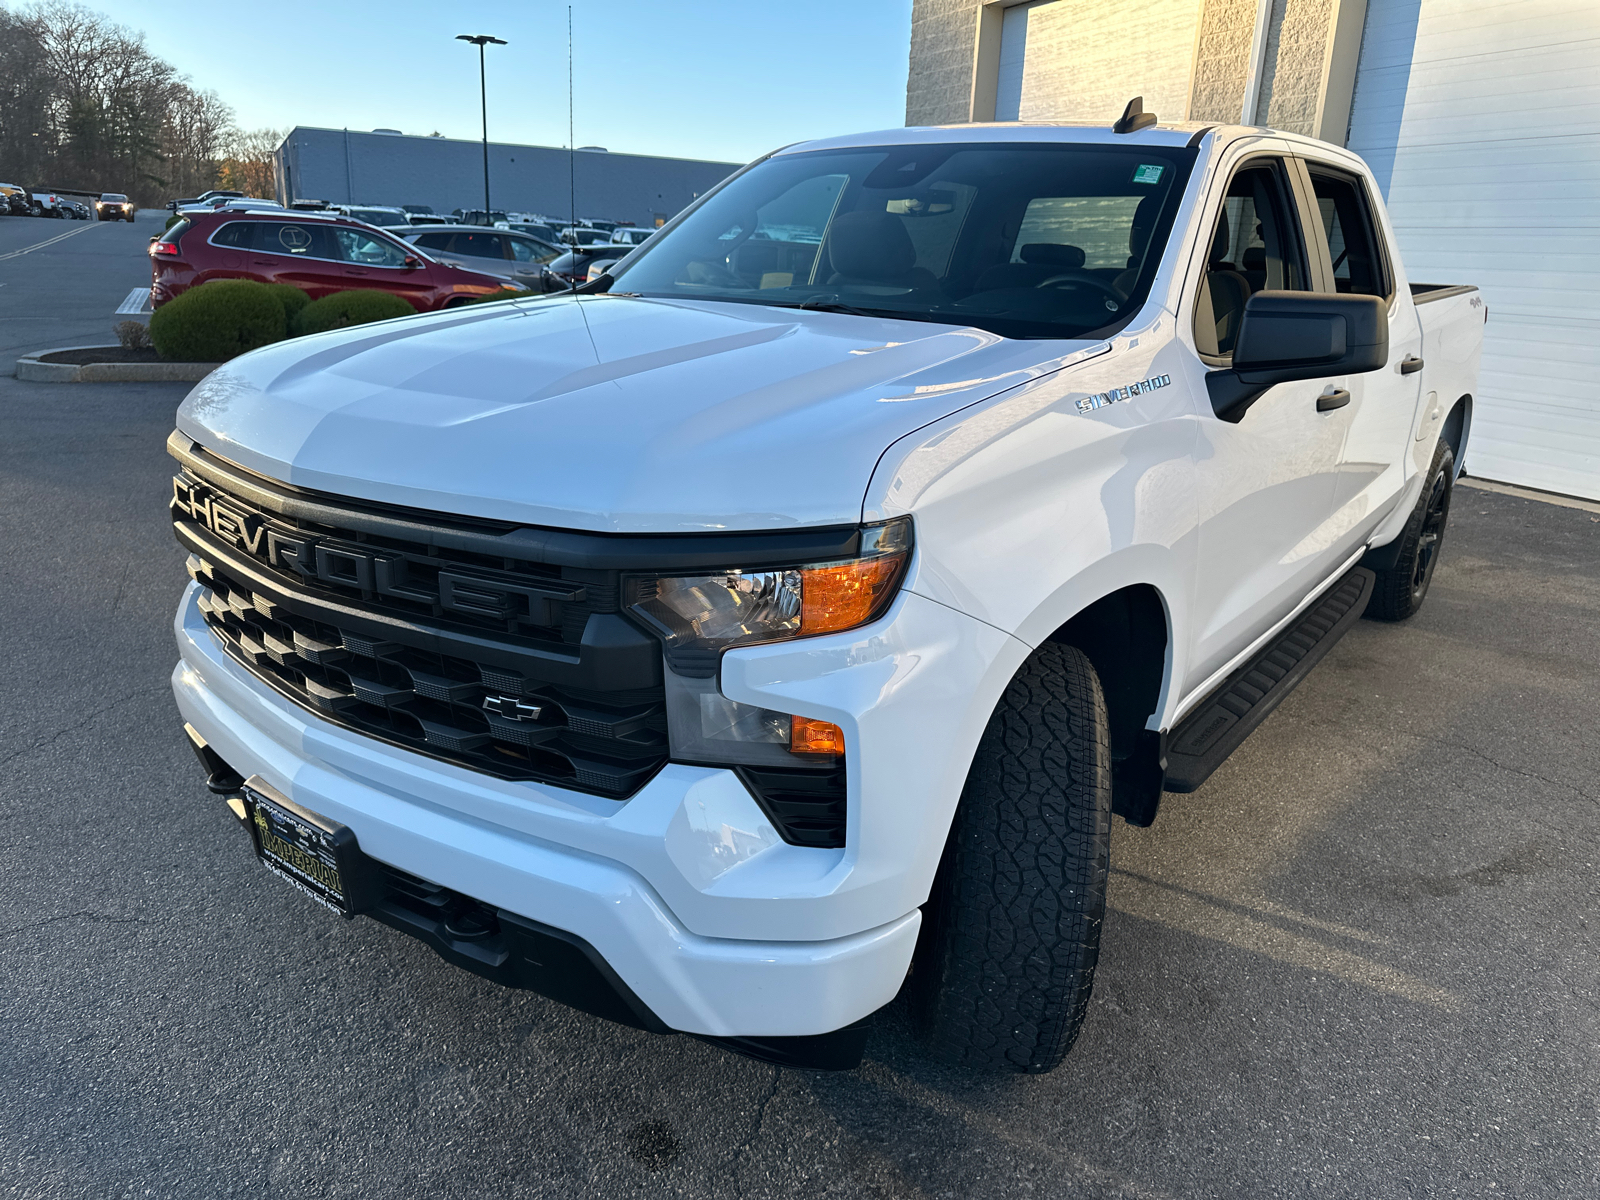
[1443,393,1472,477]
[1043,582,1172,827]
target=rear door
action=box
[442,230,514,282]
[1294,159,1424,551]
[247,220,344,298]
[1184,149,1352,694]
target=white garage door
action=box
[1348,0,1600,499]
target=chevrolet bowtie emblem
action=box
[482,695,543,722]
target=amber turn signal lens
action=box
[790,715,845,757]
[800,555,906,635]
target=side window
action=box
[211,222,255,249]
[1306,168,1389,297]
[255,222,337,260]
[334,228,409,267]
[509,237,560,264]
[413,232,452,252]
[448,232,507,260]
[1193,161,1308,358]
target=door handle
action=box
[1399,355,1425,375]
[1316,388,1352,412]
[345,267,369,275]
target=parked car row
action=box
[0,183,132,219]
[148,206,524,311]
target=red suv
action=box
[149,209,521,310]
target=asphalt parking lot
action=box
[2,216,1598,1199]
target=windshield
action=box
[610,142,1195,339]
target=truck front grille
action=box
[171,446,667,798]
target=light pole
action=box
[456,34,506,220]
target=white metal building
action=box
[906,0,1600,500]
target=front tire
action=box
[910,641,1111,1073]
[1365,440,1455,622]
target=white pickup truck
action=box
[170,113,1483,1073]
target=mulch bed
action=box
[39,347,215,366]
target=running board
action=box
[1164,567,1376,792]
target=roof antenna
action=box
[1113,96,1157,134]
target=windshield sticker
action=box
[1076,374,1170,414]
[1132,164,1165,185]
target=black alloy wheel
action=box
[1365,439,1455,621]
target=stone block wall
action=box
[906,0,1357,144]
[906,0,985,125]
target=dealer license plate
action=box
[244,784,360,916]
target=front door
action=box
[331,226,436,309]
[1184,154,1353,695]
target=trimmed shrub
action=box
[149,279,287,362]
[262,283,311,323]
[291,289,416,336]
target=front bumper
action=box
[173,581,1022,1041]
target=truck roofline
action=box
[778,122,1372,174]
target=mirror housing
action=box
[403,254,422,269]
[1206,291,1388,422]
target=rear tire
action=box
[1365,440,1455,622]
[910,641,1111,1073]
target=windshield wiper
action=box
[796,296,878,317]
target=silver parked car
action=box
[396,224,564,288]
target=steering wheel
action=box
[1035,272,1126,306]
[684,258,756,289]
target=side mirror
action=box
[1206,291,1387,423]
[403,255,422,268]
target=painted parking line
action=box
[116,287,152,315]
[0,221,105,261]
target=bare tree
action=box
[4,0,252,204]
[218,127,282,199]
[0,8,52,183]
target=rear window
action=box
[448,232,507,259]
[158,219,190,244]
[1012,196,1145,271]
[211,222,255,248]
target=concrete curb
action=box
[15,346,216,383]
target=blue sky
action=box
[91,0,915,164]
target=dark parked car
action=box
[540,244,630,289]
[148,209,522,310]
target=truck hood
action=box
[177,294,1101,532]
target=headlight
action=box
[624,518,911,661]
[625,518,912,771]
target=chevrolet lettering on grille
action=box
[172,476,585,622]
